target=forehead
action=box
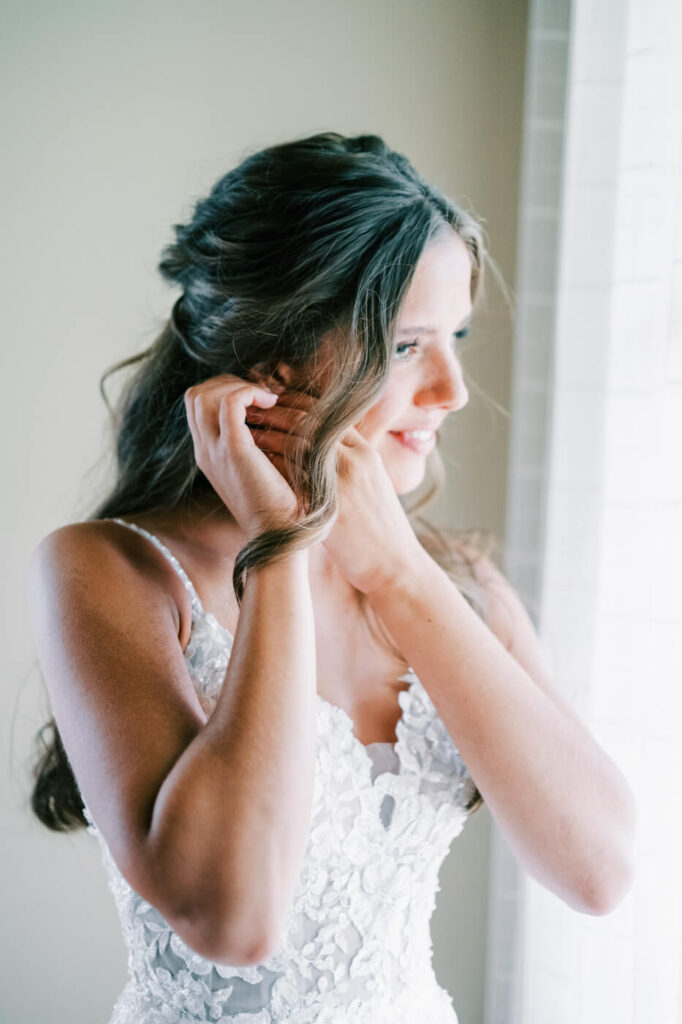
[399,232,473,323]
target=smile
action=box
[388,430,436,454]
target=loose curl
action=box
[30,131,498,831]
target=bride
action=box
[28,131,636,1023]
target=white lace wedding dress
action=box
[82,518,479,1023]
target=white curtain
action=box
[485,0,682,1021]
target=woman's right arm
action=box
[30,375,318,964]
[29,524,317,967]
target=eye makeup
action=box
[393,324,471,361]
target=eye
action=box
[393,340,419,361]
[393,325,471,362]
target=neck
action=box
[146,493,358,602]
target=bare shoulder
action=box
[30,520,191,645]
[28,520,208,892]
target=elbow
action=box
[159,877,282,966]
[129,860,278,966]
[169,906,278,966]
[584,864,636,917]
[575,850,637,917]
[578,785,638,916]
[214,918,280,966]
[130,832,281,966]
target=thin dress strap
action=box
[109,517,205,617]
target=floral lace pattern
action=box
[83,519,478,1022]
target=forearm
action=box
[146,549,317,956]
[367,550,636,914]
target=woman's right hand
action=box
[184,374,302,543]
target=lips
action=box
[389,429,437,454]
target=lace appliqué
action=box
[85,519,476,1022]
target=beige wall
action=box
[0,2,528,1021]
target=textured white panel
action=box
[591,613,646,722]
[610,280,669,393]
[545,482,604,584]
[488,3,682,1023]
[667,264,682,378]
[641,621,682,735]
[550,387,607,486]
[674,164,682,262]
[633,850,682,1019]
[613,168,676,282]
[571,0,627,83]
[620,54,676,170]
[603,393,658,503]
[598,502,651,615]
[559,184,618,286]
[554,285,611,388]
[656,386,682,502]
[566,82,622,184]
[651,503,682,620]
[627,0,675,53]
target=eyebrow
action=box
[396,314,472,336]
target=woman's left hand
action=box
[322,422,423,593]
[245,390,423,593]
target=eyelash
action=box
[393,325,471,362]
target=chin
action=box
[385,464,427,496]
[377,433,435,493]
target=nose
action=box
[414,349,469,413]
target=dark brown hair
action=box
[30,131,496,830]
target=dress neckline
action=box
[107,517,417,753]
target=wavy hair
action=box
[30,131,498,831]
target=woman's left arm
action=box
[365,547,637,916]
[249,401,636,915]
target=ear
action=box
[248,361,298,392]
[271,363,298,389]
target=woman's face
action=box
[355,229,473,495]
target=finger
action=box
[194,392,220,442]
[245,404,308,435]
[249,425,308,456]
[193,372,245,394]
[220,385,279,438]
[270,389,317,412]
[246,386,282,409]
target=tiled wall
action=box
[486,0,682,1021]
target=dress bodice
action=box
[82,518,478,1023]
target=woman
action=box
[28,131,636,1023]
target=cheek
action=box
[354,391,402,441]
